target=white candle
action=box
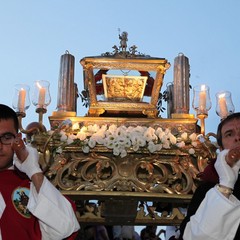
[199,85,206,111]
[219,94,228,118]
[38,87,46,107]
[18,88,26,112]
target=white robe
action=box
[183,186,240,240]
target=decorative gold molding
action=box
[44,116,216,226]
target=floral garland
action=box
[50,123,201,158]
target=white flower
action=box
[130,133,146,147]
[162,141,170,149]
[191,141,198,147]
[138,138,146,147]
[104,135,115,149]
[161,135,170,148]
[99,124,107,133]
[155,127,163,136]
[60,131,68,142]
[189,148,195,155]
[87,124,100,133]
[147,141,157,153]
[76,132,85,141]
[66,137,74,144]
[95,135,105,145]
[113,147,120,156]
[156,128,166,142]
[132,143,140,152]
[164,128,170,135]
[108,124,117,134]
[120,149,127,158]
[114,136,127,148]
[189,133,197,141]
[126,126,134,133]
[54,123,203,158]
[169,133,177,145]
[132,126,146,134]
[72,123,80,130]
[155,143,163,151]
[176,141,185,148]
[82,145,90,153]
[124,137,131,148]
[181,132,188,141]
[144,127,158,142]
[88,138,96,148]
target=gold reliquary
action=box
[102,74,147,102]
[80,44,170,118]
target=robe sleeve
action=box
[183,186,240,240]
[27,177,80,239]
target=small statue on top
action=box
[119,30,128,52]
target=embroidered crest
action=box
[12,187,31,218]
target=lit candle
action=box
[218,93,228,118]
[199,85,206,111]
[38,87,46,107]
[17,88,26,112]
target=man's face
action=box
[221,117,240,150]
[0,119,18,170]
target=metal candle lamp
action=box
[12,80,51,134]
[192,84,212,135]
[216,91,235,120]
[12,84,30,116]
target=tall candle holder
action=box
[216,91,235,120]
[192,85,212,135]
[173,53,190,114]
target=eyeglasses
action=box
[0,133,16,145]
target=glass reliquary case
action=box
[80,33,170,118]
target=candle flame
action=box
[219,93,226,98]
[200,85,206,91]
[36,82,42,89]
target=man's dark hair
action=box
[0,104,19,132]
[217,112,240,148]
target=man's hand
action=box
[226,146,240,167]
[214,149,240,189]
[11,137,28,162]
[14,145,42,179]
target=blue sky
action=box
[1,0,240,135]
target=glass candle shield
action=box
[216,91,235,119]
[12,84,30,113]
[32,80,51,109]
[192,85,212,116]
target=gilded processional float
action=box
[14,32,218,227]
